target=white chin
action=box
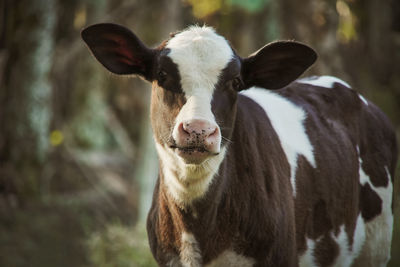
[175,148,213,164]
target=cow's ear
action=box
[81,23,155,80]
[241,41,317,90]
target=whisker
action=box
[222,136,233,144]
[219,127,233,131]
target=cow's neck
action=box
[155,143,227,208]
[156,156,229,235]
[154,166,229,264]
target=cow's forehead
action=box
[166,26,233,97]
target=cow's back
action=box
[241,76,397,267]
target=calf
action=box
[82,23,397,267]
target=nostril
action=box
[204,126,220,152]
[207,127,218,138]
[179,122,190,136]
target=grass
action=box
[87,222,157,267]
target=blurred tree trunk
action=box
[276,0,400,125]
[277,0,347,78]
[346,0,400,126]
[0,0,55,203]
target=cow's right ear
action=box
[241,41,317,90]
[81,23,155,80]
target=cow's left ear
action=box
[241,41,317,90]
[81,23,155,80]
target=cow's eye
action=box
[158,70,167,84]
[232,77,242,91]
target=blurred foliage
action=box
[186,0,224,18]
[50,130,64,146]
[0,0,399,266]
[185,0,270,18]
[88,223,157,267]
[228,0,269,13]
[336,0,358,42]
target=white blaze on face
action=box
[166,26,233,143]
[157,26,233,205]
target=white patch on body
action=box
[299,216,366,267]
[299,238,317,267]
[352,163,393,267]
[180,232,202,267]
[240,88,316,196]
[300,152,392,267]
[205,250,255,267]
[298,76,368,106]
[331,220,364,267]
[178,233,256,267]
[156,143,226,206]
[358,94,369,105]
[351,214,367,258]
[297,75,351,88]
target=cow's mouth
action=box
[177,146,207,153]
[170,145,216,164]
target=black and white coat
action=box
[82,23,397,267]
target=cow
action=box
[81,23,397,267]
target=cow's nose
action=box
[176,119,220,153]
[182,119,217,137]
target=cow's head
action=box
[82,23,316,170]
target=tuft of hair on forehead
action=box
[166,26,232,55]
[168,25,225,45]
[166,25,233,96]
